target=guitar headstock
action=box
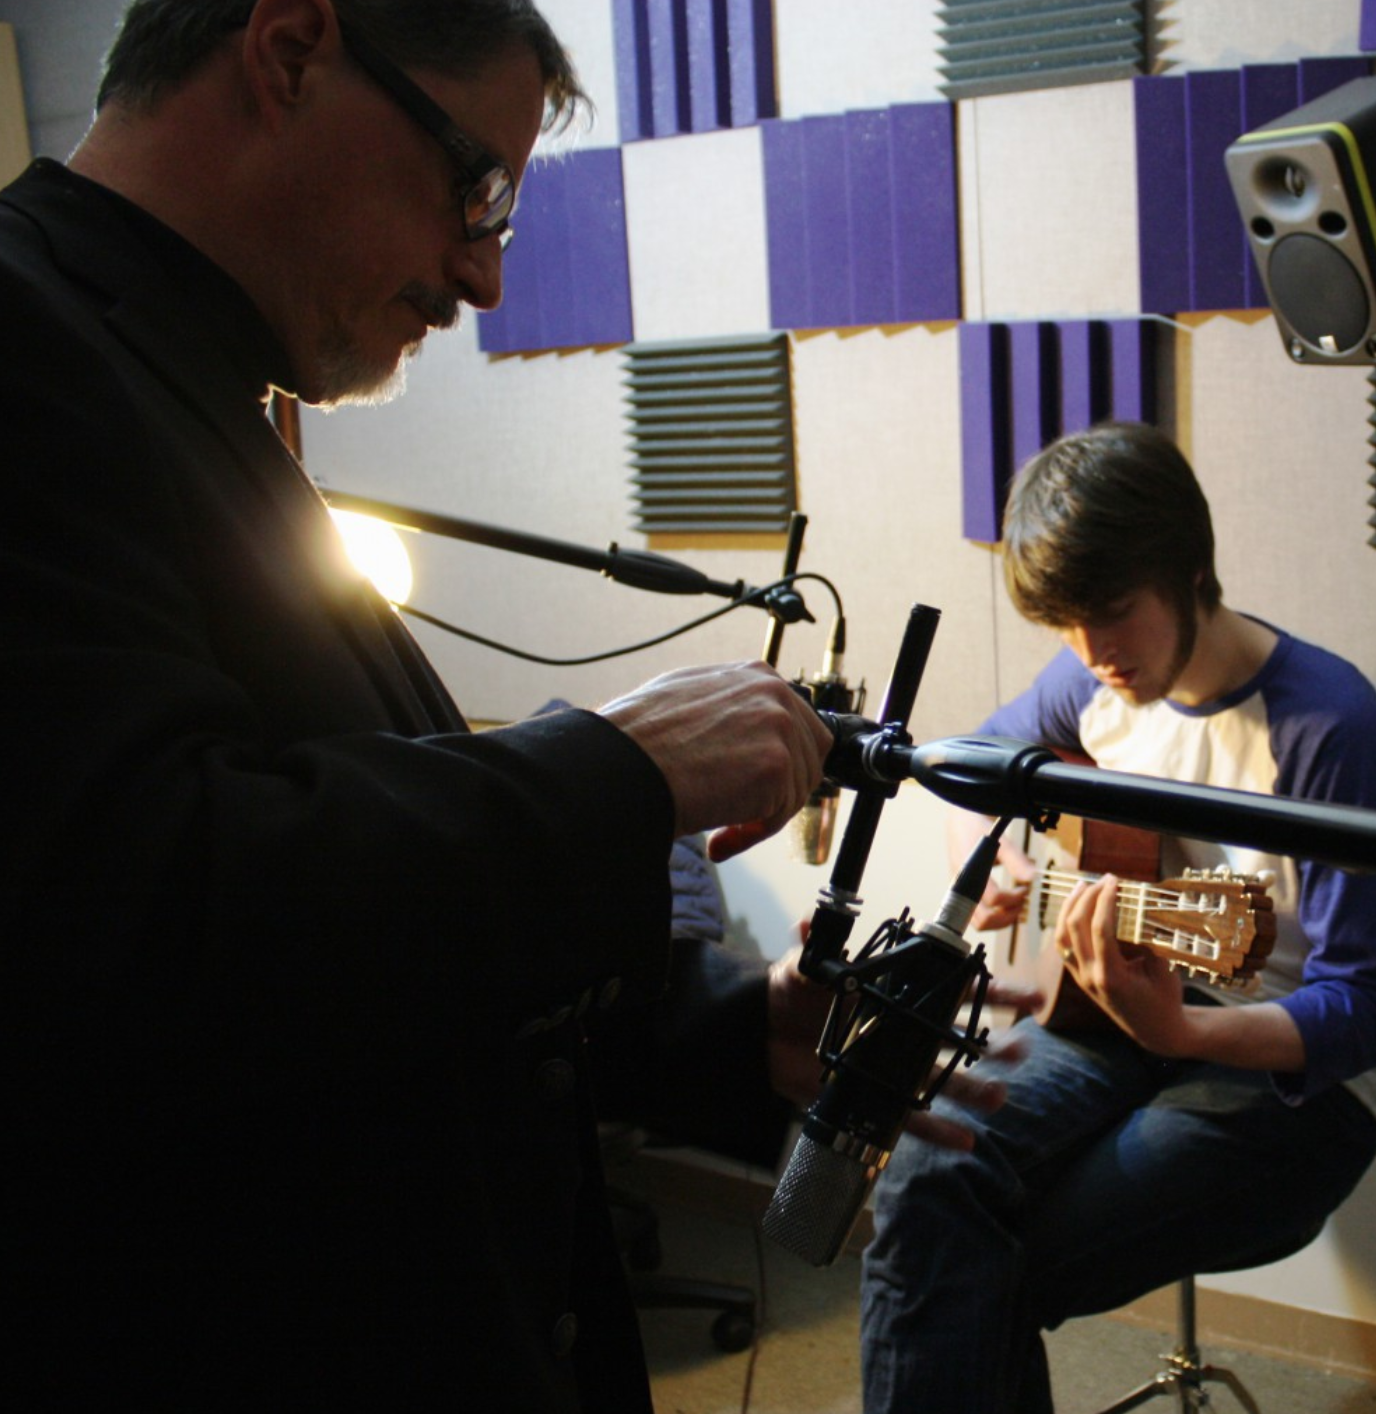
[1136,867,1277,983]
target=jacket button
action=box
[552,1311,578,1357]
[535,1058,575,1102]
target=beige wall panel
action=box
[775,0,945,117]
[1156,0,1361,71]
[623,126,771,340]
[1178,314,1376,682]
[788,324,1001,745]
[532,0,621,151]
[960,80,1141,322]
[0,24,31,187]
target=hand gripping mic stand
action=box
[763,605,1002,1267]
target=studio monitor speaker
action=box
[1226,77,1376,365]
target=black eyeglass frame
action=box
[336,18,517,248]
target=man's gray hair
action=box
[97,0,587,132]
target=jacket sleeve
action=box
[587,836,794,1170]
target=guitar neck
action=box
[1035,866,1269,984]
[1040,869,1162,946]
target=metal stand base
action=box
[1093,1277,1260,1413]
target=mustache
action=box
[400,281,462,330]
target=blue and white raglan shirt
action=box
[983,625,1376,1113]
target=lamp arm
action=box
[324,488,766,604]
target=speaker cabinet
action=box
[1227,77,1376,365]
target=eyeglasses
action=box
[337,19,517,249]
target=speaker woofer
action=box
[1268,232,1370,355]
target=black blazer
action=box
[0,161,789,1409]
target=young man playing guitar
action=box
[860,421,1376,1414]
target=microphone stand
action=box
[763,604,997,1266]
[800,603,943,985]
[821,731,1376,875]
[762,511,810,668]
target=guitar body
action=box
[1010,813,1277,1034]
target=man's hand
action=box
[764,934,1039,1153]
[599,661,833,857]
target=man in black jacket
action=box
[0,1,1014,1406]
[0,0,826,1405]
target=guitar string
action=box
[1033,873,1245,955]
[1038,883,1225,913]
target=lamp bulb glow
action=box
[329,508,414,604]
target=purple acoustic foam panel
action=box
[1057,320,1106,435]
[1135,75,1190,314]
[761,117,810,329]
[1297,55,1372,102]
[648,0,690,138]
[564,149,634,349]
[763,104,959,330]
[686,0,726,133]
[1185,68,1246,311]
[1009,322,1056,469]
[1108,318,1156,425]
[612,0,654,144]
[960,322,1010,543]
[889,103,961,323]
[726,0,777,127]
[846,109,898,325]
[531,162,577,351]
[476,204,543,354]
[801,115,854,329]
[478,150,633,353]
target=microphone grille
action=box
[762,1131,876,1268]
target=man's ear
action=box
[240,0,340,117]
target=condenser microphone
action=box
[791,617,864,865]
[762,838,995,1266]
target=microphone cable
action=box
[395,572,844,667]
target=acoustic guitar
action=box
[1009,812,1277,1033]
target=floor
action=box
[627,1162,1376,1414]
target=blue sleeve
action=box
[1265,643,1376,1100]
[980,648,1099,753]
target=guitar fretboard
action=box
[1036,869,1249,971]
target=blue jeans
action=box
[860,1010,1376,1414]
